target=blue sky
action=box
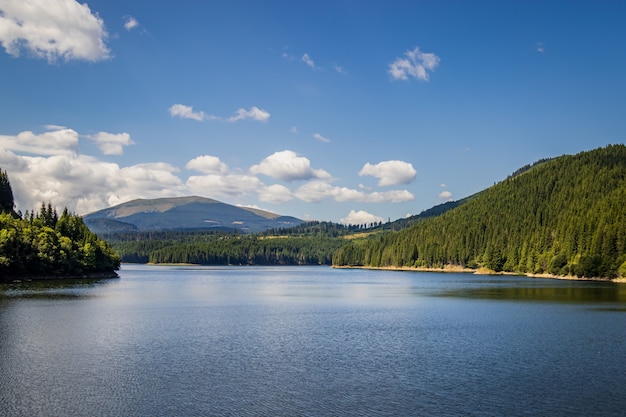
[1,0,625,224]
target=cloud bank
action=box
[1,127,417,219]
[0,0,110,62]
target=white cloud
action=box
[536,42,545,53]
[333,64,346,74]
[87,132,134,155]
[339,210,385,226]
[228,106,270,122]
[0,0,110,62]
[389,46,440,81]
[185,155,228,175]
[0,150,186,214]
[302,53,315,68]
[186,173,264,199]
[358,160,417,186]
[438,190,453,201]
[290,126,298,134]
[259,184,293,204]
[124,16,139,31]
[0,127,79,156]
[294,181,414,203]
[250,150,331,182]
[168,104,269,123]
[313,133,331,143]
[168,104,206,121]
[366,189,415,203]
[44,124,67,131]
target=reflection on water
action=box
[435,279,626,303]
[1,265,626,417]
[0,278,115,299]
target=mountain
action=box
[333,145,626,279]
[84,196,304,234]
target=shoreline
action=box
[332,265,626,283]
[1,271,119,283]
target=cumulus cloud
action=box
[0,149,186,214]
[250,150,331,182]
[185,155,228,175]
[313,133,331,143]
[259,184,293,204]
[168,104,269,122]
[0,128,79,156]
[438,190,453,201]
[358,160,417,186]
[124,16,139,31]
[168,104,207,121]
[227,106,270,122]
[389,46,440,81]
[186,173,264,199]
[0,125,418,218]
[302,53,315,68]
[87,132,134,155]
[0,0,110,62]
[294,181,414,203]
[339,210,385,226]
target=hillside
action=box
[84,196,304,234]
[333,145,626,279]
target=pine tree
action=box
[0,169,15,214]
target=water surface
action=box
[1,265,625,416]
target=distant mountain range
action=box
[84,196,304,234]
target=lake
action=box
[1,264,626,416]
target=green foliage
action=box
[333,145,626,279]
[102,221,354,266]
[0,171,120,279]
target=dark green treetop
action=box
[0,169,14,214]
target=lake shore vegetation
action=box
[0,170,120,281]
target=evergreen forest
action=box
[101,221,358,265]
[332,145,626,279]
[0,170,120,280]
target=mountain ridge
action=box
[84,196,303,234]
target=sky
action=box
[1,0,625,225]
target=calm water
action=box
[1,265,626,416]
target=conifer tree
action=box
[0,169,15,214]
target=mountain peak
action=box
[84,196,303,234]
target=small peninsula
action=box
[0,169,120,282]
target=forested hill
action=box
[333,145,626,279]
[0,170,120,280]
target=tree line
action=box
[103,227,347,266]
